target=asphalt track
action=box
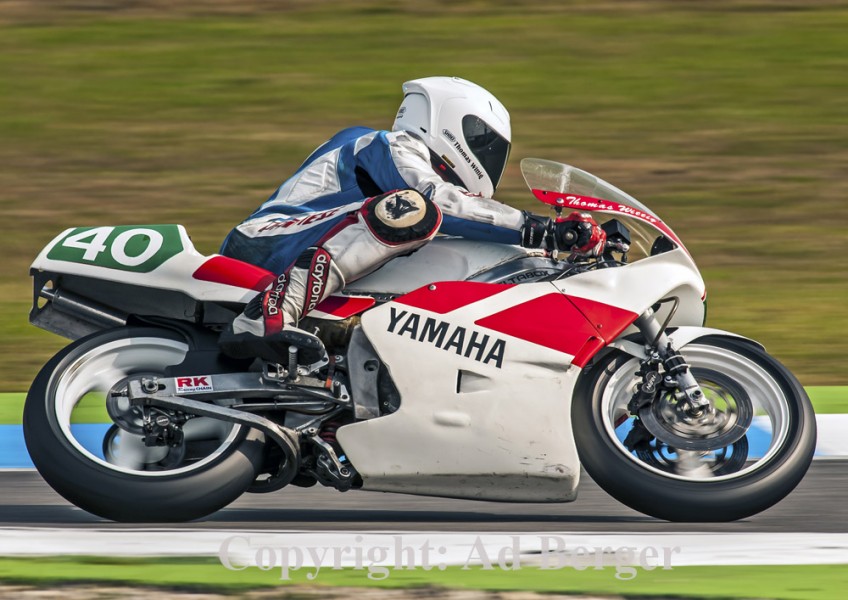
[2,461,845,532]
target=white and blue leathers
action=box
[221,126,525,275]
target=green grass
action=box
[806,386,848,415]
[1,1,847,390]
[0,557,845,599]
[0,394,24,425]
[2,387,845,425]
[0,392,109,425]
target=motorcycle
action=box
[23,158,816,522]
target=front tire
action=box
[573,337,816,522]
[24,327,265,522]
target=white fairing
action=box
[31,225,259,303]
[552,247,706,332]
[337,247,706,501]
[337,283,583,502]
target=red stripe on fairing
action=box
[567,295,639,347]
[474,293,638,366]
[395,282,514,315]
[475,293,599,357]
[572,336,606,368]
[313,295,376,318]
[192,256,276,291]
[531,190,686,250]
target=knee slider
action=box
[362,189,441,245]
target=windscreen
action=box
[520,158,658,217]
[520,158,686,260]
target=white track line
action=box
[1,529,847,567]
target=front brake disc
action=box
[639,368,753,451]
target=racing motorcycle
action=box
[23,159,816,522]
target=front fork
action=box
[632,307,710,416]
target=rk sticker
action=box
[175,376,213,393]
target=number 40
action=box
[62,227,164,267]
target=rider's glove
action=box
[554,211,607,257]
[520,212,552,248]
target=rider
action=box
[219,76,600,364]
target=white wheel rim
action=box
[600,344,792,482]
[52,336,242,477]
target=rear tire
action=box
[24,327,265,522]
[573,337,816,522]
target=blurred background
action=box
[1,0,846,391]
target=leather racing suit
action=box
[220,126,525,329]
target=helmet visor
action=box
[462,115,511,192]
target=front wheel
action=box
[572,336,816,522]
[24,327,266,522]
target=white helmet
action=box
[392,76,511,198]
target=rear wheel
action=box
[24,327,265,522]
[572,337,816,522]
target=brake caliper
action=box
[142,408,187,448]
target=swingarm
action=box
[122,368,356,492]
